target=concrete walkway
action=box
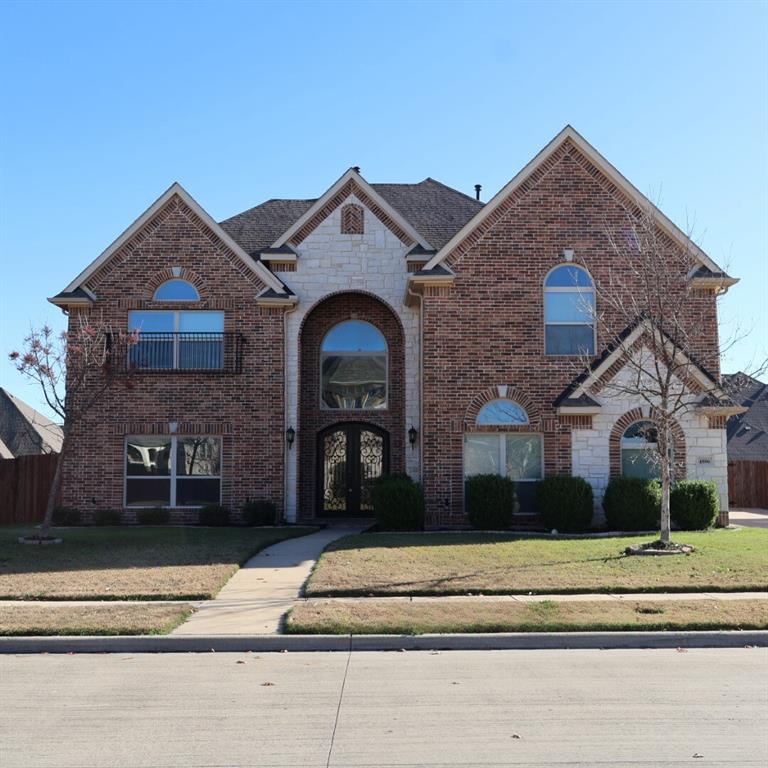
[173,527,362,635]
[731,507,768,528]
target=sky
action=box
[1,0,766,419]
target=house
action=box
[48,126,742,526]
[723,373,768,462]
[0,388,63,458]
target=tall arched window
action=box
[464,399,542,481]
[621,420,661,479]
[153,279,199,301]
[544,264,595,355]
[321,320,387,409]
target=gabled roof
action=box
[219,176,483,255]
[723,373,768,460]
[554,317,733,412]
[423,125,730,279]
[0,389,63,457]
[52,182,286,304]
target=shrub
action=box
[465,474,516,530]
[52,507,80,526]
[671,480,720,530]
[93,508,121,525]
[242,500,277,526]
[603,477,661,531]
[198,504,230,527]
[537,476,594,533]
[371,473,424,530]
[136,507,170,525]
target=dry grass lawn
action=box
[287,598,768,634]
[306,528,768,596]
[0,603,194,636]
[0,525,315,600]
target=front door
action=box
[318,424,388,516]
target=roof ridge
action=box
[421,177,485,204]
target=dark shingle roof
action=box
[723,373,768,461]
[218,178,483,255]
[0,389,63,457]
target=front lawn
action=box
[305,528,768,596]
[0,525,316,600]
[0,603,194,636]
[287,598,768,634]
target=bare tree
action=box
[570,204,752,545]
[8,316,137,540]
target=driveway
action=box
[2,648,765,767]
[730,507,768,528]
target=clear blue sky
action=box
[1,0,766,418]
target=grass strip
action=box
[286,598,768,635]
[0,603,194,636]
[305,528,768,596]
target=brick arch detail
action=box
[298,291,406,517]
[341,203,364,235]
[143,267,209,301]
[464,385,541,431]
[609,407,687,479]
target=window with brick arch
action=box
[544,264,596,355]
[340,203,364,235]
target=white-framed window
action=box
[125,435,221,507]
[476,399,529,426]
[153,279,200,301]
[544,264,596,355]
[463,433,544,481]
[320,320,387,410]
[128,310,224,370]
[620,420,664,480]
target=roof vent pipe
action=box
[474,184,482,201]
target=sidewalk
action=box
[172,526,362,635]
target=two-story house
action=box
[49,126,740,526]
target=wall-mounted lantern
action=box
[408,425,418,450]
[286,426,296,449]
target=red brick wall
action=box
[59,195,286,521]
[421,145,719,526]
[297,292,405,518]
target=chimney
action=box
[474,184,482,201]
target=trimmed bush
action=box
[671,480,720,530]
[537,476,594,533]
[603,477,661,531]
[198,504,231,527]
[136,507,170,525]
[52,507,80,526]
[242,500,277,526]
[93,508,121,526]
[372,473,424,531]
[465,474,516,530]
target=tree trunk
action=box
[659,421,672,544]
[38,432,67,539]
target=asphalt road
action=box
[2,648,766,767]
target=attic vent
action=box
[341,203,364,235]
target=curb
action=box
[0,630,765,654]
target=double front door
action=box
[319,423,388,516]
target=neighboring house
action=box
[0,388,63,458]
[49,126,741,526]
[723,373,768,461]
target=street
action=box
[1,648,766,767]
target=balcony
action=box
[123,333,245,374]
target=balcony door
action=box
[318,423,388,516]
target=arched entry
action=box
[318,423,389,516]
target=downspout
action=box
[406,281,424,484]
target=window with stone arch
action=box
[320,320,386,409]
[464,398,543,482]
[544,264,596,355]
[341,203,364,235]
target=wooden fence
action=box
[0,453,59,524]
[728,460,768,509]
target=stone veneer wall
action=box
[280,195,420,521]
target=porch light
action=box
[286,426,296,449]
[408,425,418,449]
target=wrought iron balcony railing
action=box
[124,333,244,373]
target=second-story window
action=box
[544,264,596,355]
[128,310,224,370]
[153,279,200,301]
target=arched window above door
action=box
[320,320,387,409]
